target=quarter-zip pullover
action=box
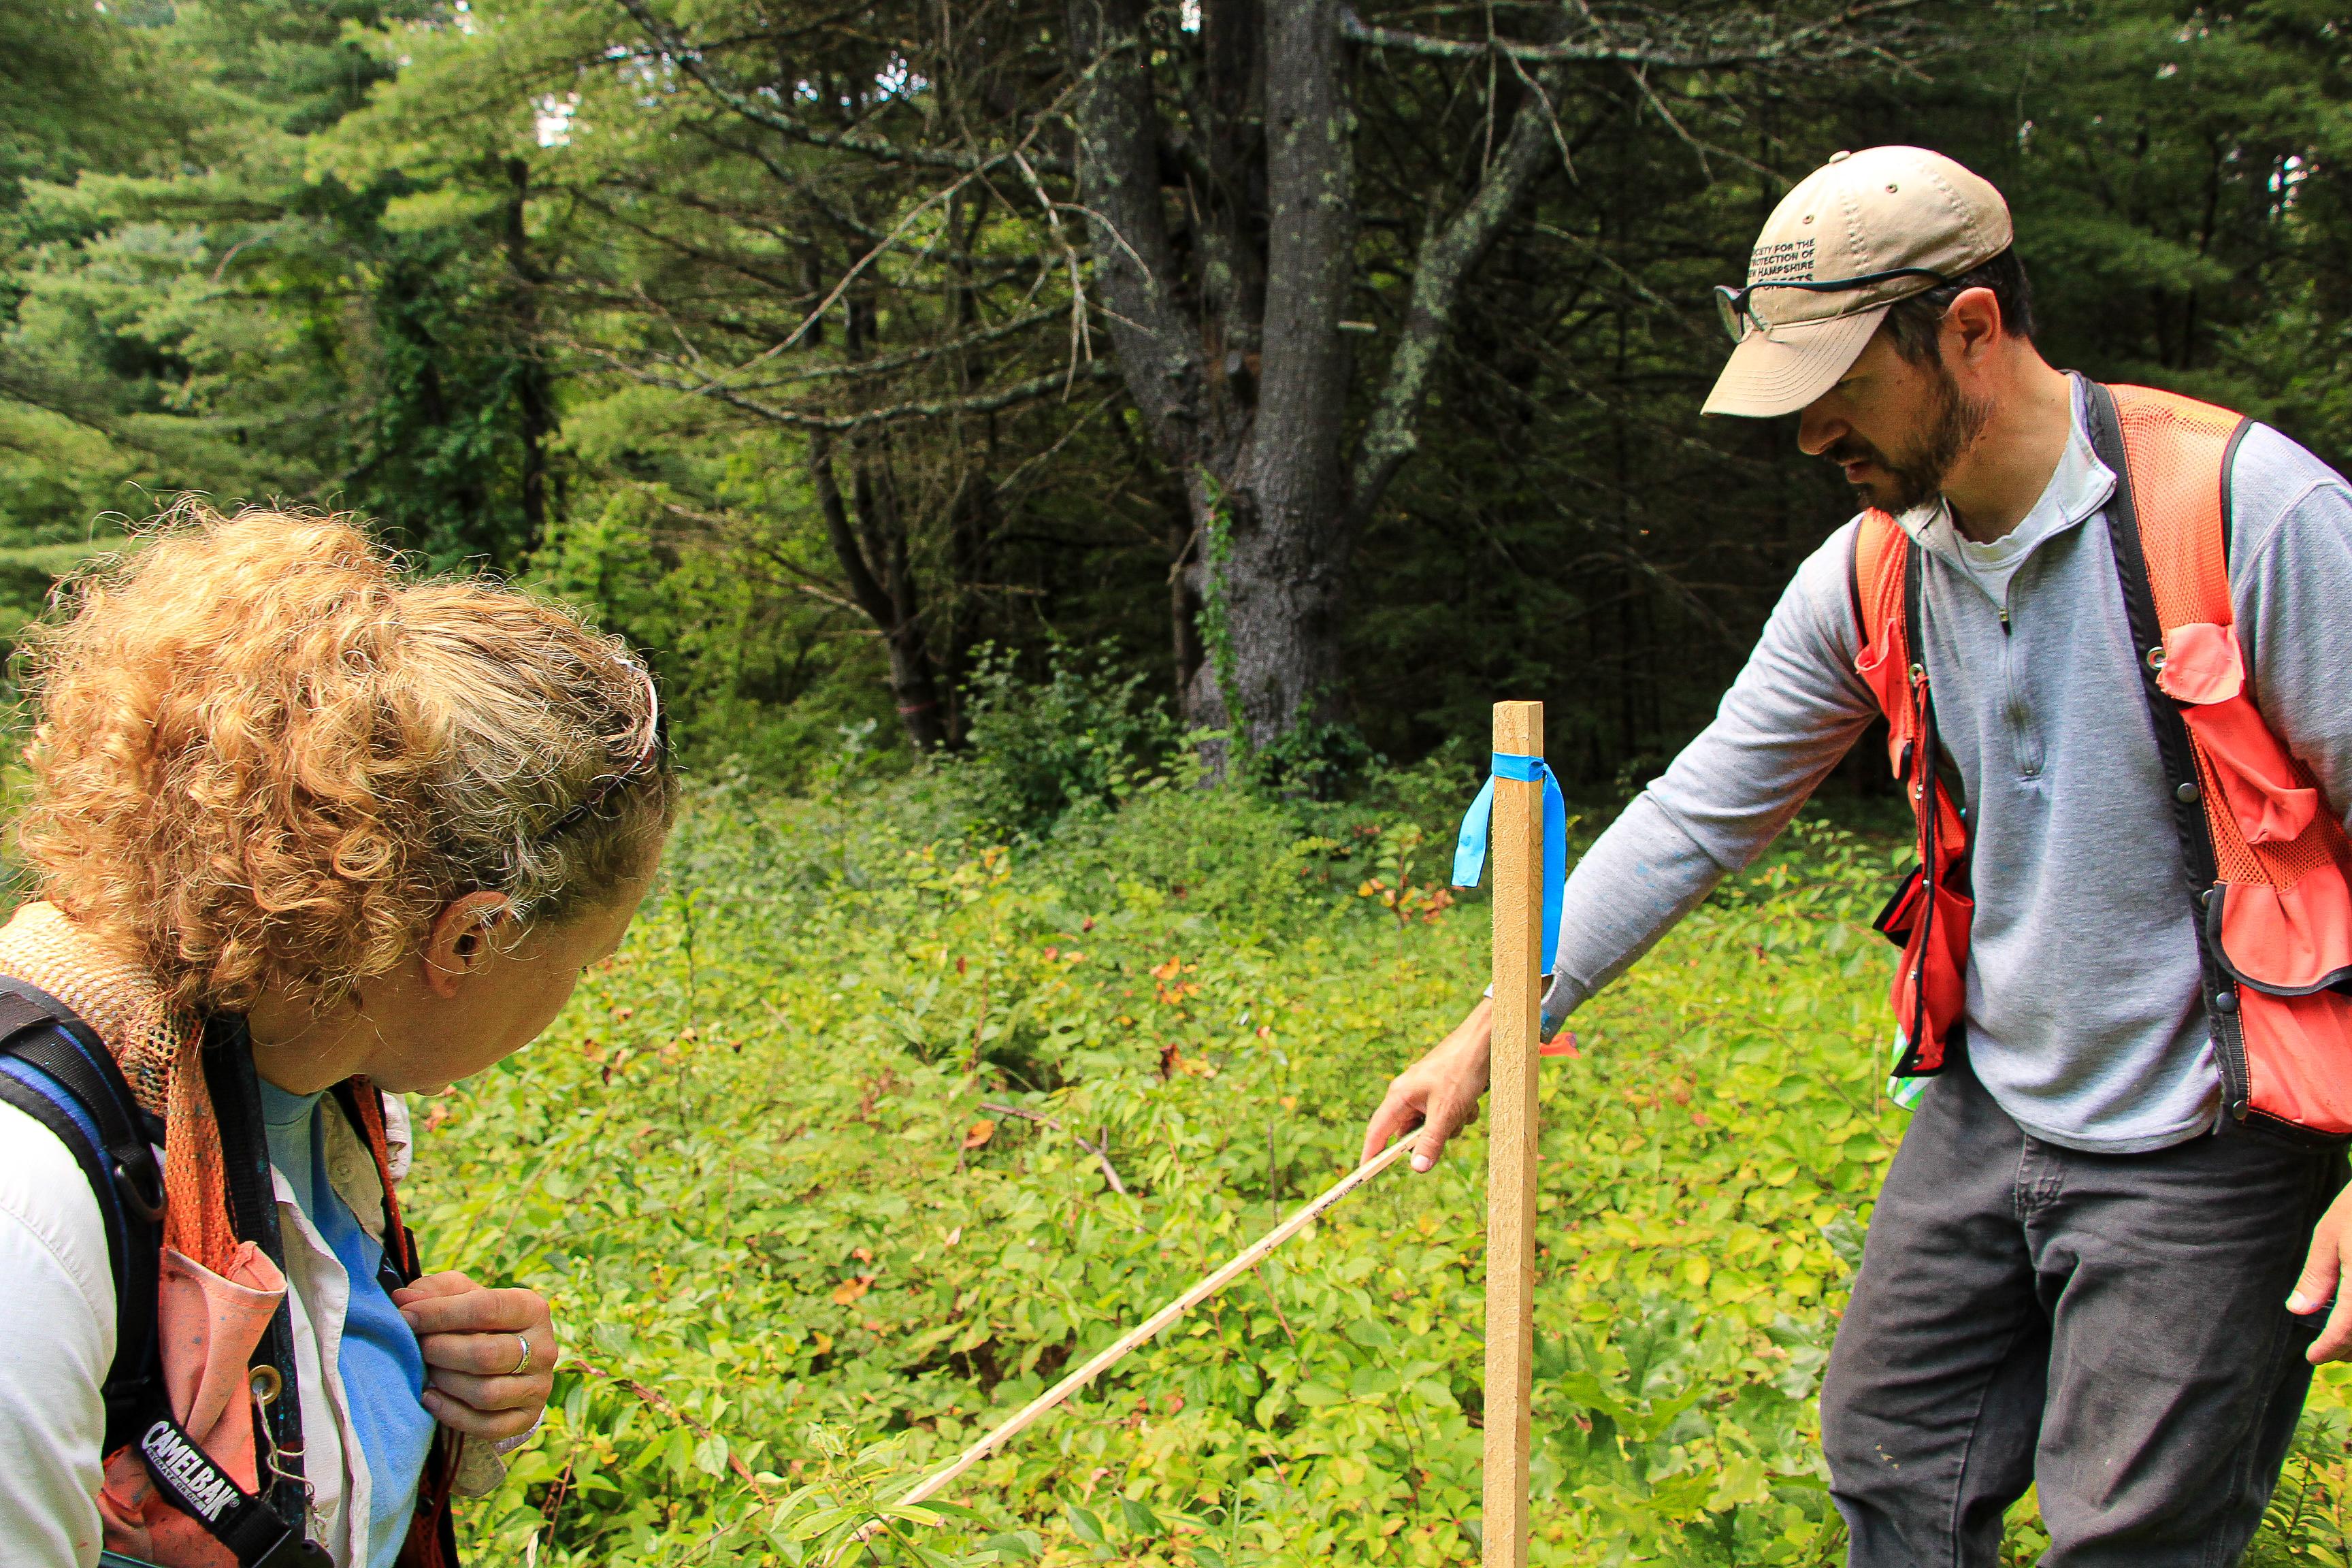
[1542,375,2352,1152]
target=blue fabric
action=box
[1452,751,1569,974]
[258,1079,435,1568]
[0,1052,129,1272]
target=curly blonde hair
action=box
[13,504,676,1015]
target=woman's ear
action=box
[423,891,516,998]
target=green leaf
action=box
[979,1531,1043,1561]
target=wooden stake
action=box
[1484,700,1544,1567]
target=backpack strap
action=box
[199,1016,323,1537]
[0,978,167,1452]
[1852,508,1910,653]
[0,978,337,1566]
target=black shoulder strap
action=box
[133,1409,331,1568]
[0,978,166,1452]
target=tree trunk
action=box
[1067,0,1574,753]
[502,157,553,557]
[1190,0,1354,746]
[808,428,950,751]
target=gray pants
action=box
[1820,1055,2346,1567]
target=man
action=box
[1360,145,2352,1566]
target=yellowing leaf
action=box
[830,1274,876,1305]
[962,1119,996,1149]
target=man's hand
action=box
[393,1271,557,1441]
[2290,1185,2352,1363]
[1360,998,1494,1173]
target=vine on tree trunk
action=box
[1195,470,1248,762]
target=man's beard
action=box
[1827,363,1991,514]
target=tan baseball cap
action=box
[1703,146,2013,418]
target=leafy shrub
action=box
[1235,711,1377,802]
[951,643,1180,841]
[404,787,2352,1565]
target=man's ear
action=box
[423,891,516,998]
[1942,287,2004,362]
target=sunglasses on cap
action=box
[1712,266,1950,344]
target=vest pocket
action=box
[2209,868,2352,996]
[2160,623,2320,845]
[1875,863,1972,1075]
[1872,864,1923,948]
[2239,987,2352,1137]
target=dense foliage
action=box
[406,772,2352,1564]
[7,2,2351,1558]
[5,1,2352,780]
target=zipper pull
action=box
[1999,603,2011,633]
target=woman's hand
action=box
[1360,998,1494,1173]
[392,1271,557,1441]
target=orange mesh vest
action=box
[1852,381,2352,1142]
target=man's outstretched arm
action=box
[1364,520,1882,1170]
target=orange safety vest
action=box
[1854,381,2352,1142]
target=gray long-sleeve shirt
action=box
[1544,376,2352,1152]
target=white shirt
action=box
[1923,410,2108,614]
[0,1098,112,1567]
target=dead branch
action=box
[1337,0,1927,69]
[606,2,1075,178]
[981,1100,1130,1195]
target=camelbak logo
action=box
[140,1420,239,1523]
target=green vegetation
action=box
[10,2,2352,1558]
[7,1,2352,783]
[406,770,2352,1564]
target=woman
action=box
[0,508,676,1567]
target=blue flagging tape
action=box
[1452,751,1567,974]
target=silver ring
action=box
[508,1333,533,1377]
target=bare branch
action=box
[723,305,1069,391]
[600,357,1122,431]
[981,1101,1130,1195]
[606,1,1073,177]
[1338,0,1928,69]
[1348,61,1568,525]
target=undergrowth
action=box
[405,777,2352,1565]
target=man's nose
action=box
[1797,399,1845,457]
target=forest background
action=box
[7,0,2350,788]
[12,3,2352,1563]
